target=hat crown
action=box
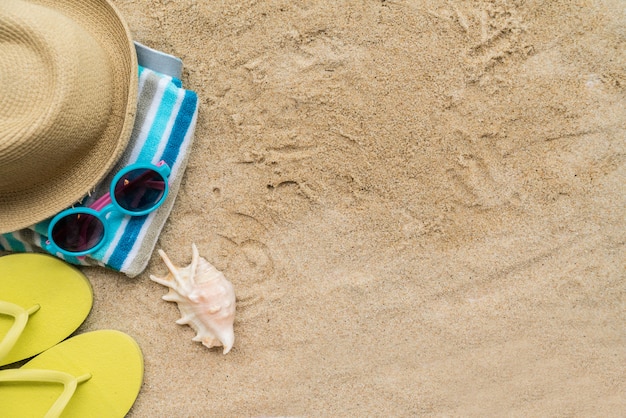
[0,0,114,192]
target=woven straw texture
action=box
[0,0,137,233]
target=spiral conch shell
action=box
[150,244,236,354]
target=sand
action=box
[79,0,626,416]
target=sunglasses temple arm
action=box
[89,193,113,211]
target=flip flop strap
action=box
[0,368,91,418]
[0,301,40,361]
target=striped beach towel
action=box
[0,47,198,277]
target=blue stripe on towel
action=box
[2,233,26,252]
[161,90,198,165]
[0,235,10,251]
[136,80,181,163]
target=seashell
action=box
[150,243,236,354]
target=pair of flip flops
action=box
[0,254,143,417]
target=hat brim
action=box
[0,0,137,233]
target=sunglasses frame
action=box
[45,161,171,257]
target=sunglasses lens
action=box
[51,213,105,253]
[114,168,166,213]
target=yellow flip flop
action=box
[0,330,144,417]
[0,253,92,366]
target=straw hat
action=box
[0,0,137,233]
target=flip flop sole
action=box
[0,253,93,366]
[0,330,144,417]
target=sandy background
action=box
[78,0,626,416]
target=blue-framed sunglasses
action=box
[45,161,171,257]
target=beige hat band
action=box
[0,0,114,191]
